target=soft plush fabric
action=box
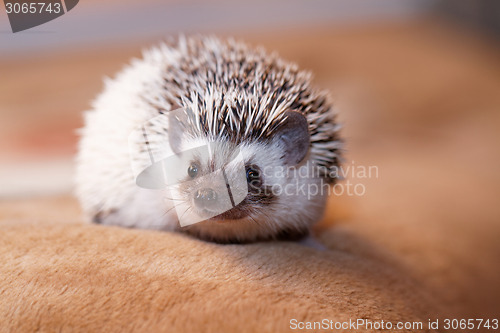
[1,188,499,332]
[0,198,438,333]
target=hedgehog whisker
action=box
[179,206,192,221]
[247,214,263,228]
[162,204,181,217]
[162,196,185,202]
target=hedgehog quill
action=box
[76,36,342,243]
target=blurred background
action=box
[1,0,499,321]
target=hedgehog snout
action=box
[193,188,218,210]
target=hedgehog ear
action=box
[167,114,184,154]
[274,111,310,165]
[167,103,189,154]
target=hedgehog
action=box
[75,36,342,243]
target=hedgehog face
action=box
[180,162,268,221]
[168,111,328,243]
[170,140,271,224]
[173,138,329,243]
[130,107,330,242]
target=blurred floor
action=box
[0,17,499,318]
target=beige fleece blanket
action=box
[0,198,437,333]
[1,188,498,332]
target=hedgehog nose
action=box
[194,188,218,209]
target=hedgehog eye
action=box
[246,166,261,186]
[187,163,199,178]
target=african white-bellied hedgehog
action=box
[75,36,342,243]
